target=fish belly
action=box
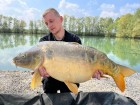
[43,56,94,83]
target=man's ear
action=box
[60,16,63,23]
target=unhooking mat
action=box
[0,92,137,105]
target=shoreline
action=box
[0,71,139,104]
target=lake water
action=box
[0,33,140,72]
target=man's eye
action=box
[50,20,53,23]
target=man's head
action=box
[42,8,63,35]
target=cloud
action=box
[58,0,79,10]
[17,0,26,6]
[0,0,41,23]
[120,3,140,15]
[87,0,98,6]
[18,8,41,22]
[100,3,115,11]
[99,3,140,18]
[58,0,89,17]
[0,0,13,12]
[99,3,118,18]
[100,11,118,18]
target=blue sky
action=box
[0,0,140,22]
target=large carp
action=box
[13,41,135,93]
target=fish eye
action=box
[19,53,26,58]
[21,54,26,58]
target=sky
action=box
[0,0,140,22]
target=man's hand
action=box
[38,67,50,77]
[92,70,104,80]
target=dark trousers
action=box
[42,77,80,93]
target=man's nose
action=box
[47,23,52,29]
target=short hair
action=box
[42,8,60,18]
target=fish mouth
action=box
[12,59,21,68]
[12,58,17,64]
[12,58,16,64]
[12,59,17,67]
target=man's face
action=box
[43,12,62,35]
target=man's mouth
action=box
[50,28,55,31]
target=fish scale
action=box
[13,41,136,94]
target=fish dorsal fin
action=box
[30,70,41,89]
[70,42,80,45]
[64,81,78,94]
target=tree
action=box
[116,14,133,37]
[95,17,105,36]
[105,18,114,36]
[69,16,76,32]
[132,8,140,38]
[40,20,48,34]
[19,20,26,33]
[29,20,34,34]
[76,17,84,35]
[34,21,38,34]
[13,18,20,33]
[63,15,68,30]
[7,16,13,33]
[0,15,3,32]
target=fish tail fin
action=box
[118,64,136,77]
[30,70,41,89]
[112,64,136,92]
[113,73,125,92]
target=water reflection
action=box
[0,34,140,72]
[81,36,140,72]
[0,34,41,49]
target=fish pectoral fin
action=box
[64,81,78,94]
[113,73,125,92]
[30,70,41,89]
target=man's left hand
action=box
[92,70,104,80]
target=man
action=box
[38,8,103,93]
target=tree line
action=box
[0,8,140,38]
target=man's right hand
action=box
[92,70,104,80]
[38,67,50,77]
